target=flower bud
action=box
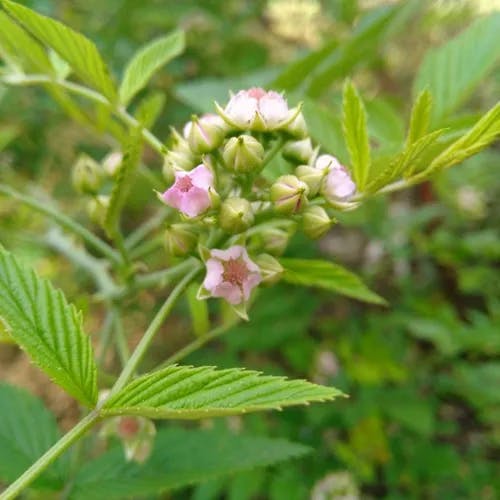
[259,227,291,256]
[222,135,264,173]
[86,195,109,225]
[254,253,284,285]
[283,138,314,164]
[102,151,123,178]
[284,108,308,138]
[270,175,309,214]
[295,164,325,196]
[302,206,335,239]
[163,149,196,178]
[184,114,225,154]
[164,223,198,257]
[219,197,254,234]
[72,154,104,195]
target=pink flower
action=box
[203,245,261,305]
[220,87,292,131]
[161,164,214,217]
[314,154,356,201]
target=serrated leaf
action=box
[280,258,386,305]
[0,247,98,406]
[2,0,116,101]
[0,384,67,488]
[101,365,342,419]
[414,13,500,123]
[104,129,143,237]
[407,89,432,145]
[70,428,310,500]
[420,102,500,176]
[119,31,185,105]
[0,11,52,73]
[342,80,371,191]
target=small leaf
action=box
[119,31,185,105]
[407,89,432,145]
[414,13,500,123]
[280,258,386,305]
[101,365,342,419]
[0,384,67,488]
[2,0,116,100]
[70,428,310,499]
[0,247,98,406]
[342,80,371,191]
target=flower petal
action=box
[203,258,224,292]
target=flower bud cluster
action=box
[157,87,357,314]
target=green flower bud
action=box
[86,195,110,226]
[163,149,195,175]
[102,151,123,178]
[258,222,296,256]
[255,253,284,285]
[295,164,326,197]
[302,206,335,239]
[219,197,254,234]
[72,154,104,194]
[185,115,225,154]
[284,109,308,138]
[270,175,309,214]
[283,138,314,164]
[164,223,198,257]
[222,135,264,173]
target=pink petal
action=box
[242,271,261,300]
[211,245,244,261]
[225,92,258,127]
[258,92,289,127]
[240,248,260,273]
[190,164,213,189]
[325,169,356,200]
[213,282,243,304]
[179,186,211,217]
[203,258,224,292]
[162,186,183,210]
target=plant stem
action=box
[125,208,170,250]
[2,74,166,155]
[0,411,100,500]
[0,184,121,265]
[261,136,285,169]
[110,263,202,394]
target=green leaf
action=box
[0,11,52,73]
[0,383,67,488]
[101,365,342,419]
[280,258,386,305]
[342,80,371,191]
[421,102,500,176]
[414,13,500,122]
[104,129,143,238]
[119,30,185,105]
[2,0,116,101]
[134,91,166,129]
[407,89,432,145]
[70,428,310,500]
[0,247,98,406]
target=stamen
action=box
[222,258,250,285]
[177,176,193,192]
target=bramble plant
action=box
[0,1,499,499]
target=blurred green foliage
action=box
[1,0,499,498]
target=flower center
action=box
[177,176,193,192]
[222,258,250,286]
[247,87,267,100]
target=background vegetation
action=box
[0,0,499,498]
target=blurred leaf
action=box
[0,124,19,152]
[366,98,405,150]
[414,13,500,122]
[119,31,185,105]
[0,384,66,488]
[451,363,500,408]
[0,247,98,406]
[3,0,116,100]
[342,80,371,191]
[280,258,386,305]
[407,89,432,146]
[134,91,166,129]
[102,364,342,419]
[70,428,311,499]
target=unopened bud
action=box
[164,223,198,256]
[185,114,225,154]
[163,149,196,175]
[255,253,284,285]
[86,195,110,225]
[296,164,326,196]
[302,206,334,239]
[102,151,123,178]
[222,135,264,173]
[283,138,314,164]
[270,175,309,214]
[72,154,104,194]
[219,197,254,234]
[284,109,308,138]
[259,223,296,256]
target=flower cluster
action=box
[158,88,357,317]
